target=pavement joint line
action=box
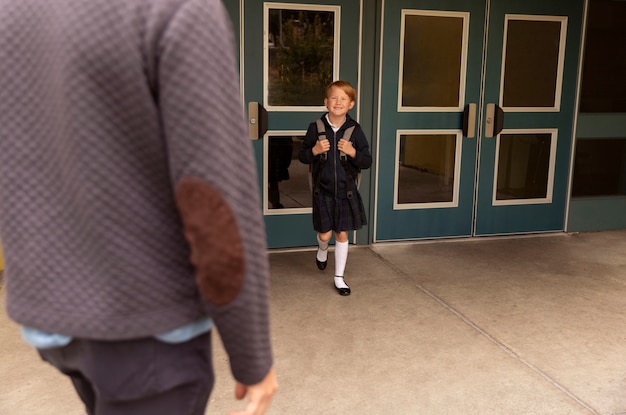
[369,247,600,415]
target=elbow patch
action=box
[175,177,245,306]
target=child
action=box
[299,80,372,296]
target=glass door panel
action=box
[266,6,338,109]
[397,132,461,207]
[501,17,566,109]
[266,135,310,210]
[494,131,557,204]
[400,12,466,109]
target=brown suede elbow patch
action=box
[175,177,245,306]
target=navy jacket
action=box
[299,114,372,198]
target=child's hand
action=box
[312,139,330,156]
[338,139,356,158]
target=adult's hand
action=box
[229,367,278,415]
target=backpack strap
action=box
[309,119,328,195]
[339,125,361,193]
[315,119,328,161]
[316,118,326,137]
[339,125,356,161]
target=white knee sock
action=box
[316,234,329,262]
[334,241,349,288]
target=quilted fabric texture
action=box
[0,0,272,384]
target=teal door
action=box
[375,0,585,240]
[241,0,362,248]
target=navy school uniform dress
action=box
[299,113,372,233]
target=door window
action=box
[399,10,469,111]
[572,138,626,197]
[265,4,340,110]
[500,16,567,111]
[396,132,461,208]
[494,131,557,204]
[266,135,311,210]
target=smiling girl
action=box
[299,80,372,296]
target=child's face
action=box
[324,86,355,118]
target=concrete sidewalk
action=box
[2,230,626,414]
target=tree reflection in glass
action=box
[268,9,335,107]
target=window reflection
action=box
[502,19,562,108]
[268,8,335,107]
[496,133,552,200]
[398,134,457,204]
[580,0,626,113]
[401,14,464,108]
[267,136,311,209]
[572,138,626,197]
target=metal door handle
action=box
[248,102,268,140]
[462,103,477,138]
[485,103,504,138]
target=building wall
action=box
[568,0,626,231]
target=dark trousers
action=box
[38,332,214,415]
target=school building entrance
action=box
[227,0,620,249]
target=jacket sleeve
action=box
[298,122,319,165]
[157,0,272,386]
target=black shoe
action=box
[335,282,351,296]
[316,258,327,270]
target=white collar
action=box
[325,114,346,133]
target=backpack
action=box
[308,119,361,198]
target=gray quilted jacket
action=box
[0,0,272,384]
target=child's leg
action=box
[334,231,350,295]
[316,231,332,270]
